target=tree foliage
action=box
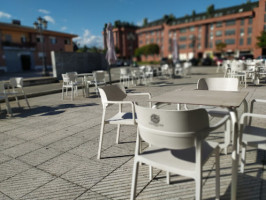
[206,4,215,17]
[256,31,266,48]
[113,20,136,28]
[216,42,227,53]
[76,45,105,53]
[143,18,148,26]
[134,44,160,57]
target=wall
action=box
[51,51,108,79]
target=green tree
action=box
[256,31,266,48]
[143,18,148,26]
[134,44,160,57]
[206,4,215,17]
[216,42,227,56]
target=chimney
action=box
[12,20,21,25]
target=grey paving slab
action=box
[0,168,55,199]
[20,178,86,200]
[18,147,62,167]
[0,153,12,164]
[0,159,31,182]
[76,190,111,200]
[37,152,86,176]
[0,133,26,151]
[1,141,42,158]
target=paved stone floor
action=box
[0,67,266,200]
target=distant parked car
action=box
[202,57,213,66]
[116,60,123,66]
[256,55,266,61]
[160,57,168,65]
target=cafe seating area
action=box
[1,66,266,200]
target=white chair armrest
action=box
[127,92,151,99]
[106,100,135,121]
[240,113,266,124]
[209,115,229,132]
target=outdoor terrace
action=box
[0,66,266,199]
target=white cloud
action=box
[43,15,55,24]
[61,26,67,31]
[0,11,11,19]
[74,29,103,48]
[38,9,50,14]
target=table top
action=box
[77,73,93,77]
[150,89,248,108]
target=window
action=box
[198,26,202,32]
[209,42,213,48]
[180,28,187,33]
[248,18,253,25]
[225,39,235,45]
[197,43,201,49]
[5,34,12,42]
[248,27,252,35]
[190,26,195,31]
[216,40,222,44]
[264,14,266,23]
[225,29,235,36]
[240,18,245,26]
[139,40,143,45]
[226,20,235,26]
[240,28,244,37]
[21,35,26,43]
[179,44,186,49]
[264,25,266,31]
[216,22,222,27]
[36,35,44,43]
[247,37,252,45]
[179,36,187,41]
[150,38,154,43]
[50,37,57,44]
[239,38,244,46]
[210,24,214,30]
[64,39,70,45]
[216,31,222,37]
[156,38,160,44]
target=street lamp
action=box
[33,17,49,76]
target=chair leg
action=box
[14,93,20,107]
[166,171,170,184]
[195,142,202,200]
[97,109,106,159]
[71,86,74,101]
[224,119,231,155]
[62,87,64,100]
[4,96,13,117]
[149,165,153,180]
[130,160,139,200]
[240,143,247,173]
[22,89,30,108]
[215,147,220,200]
[116,124,121,144]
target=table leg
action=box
[229,109,238,200]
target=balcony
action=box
[1,41,36,48]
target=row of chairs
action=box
[96,78,266,200]
[161,61,192,77]
[120,66,153,87]
[61,71,106,100]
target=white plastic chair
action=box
[91,70,106,96]
[161,64,170,77]
[62,73,78,101]
[239,99,266,173]
[0,82,13,116]
[131,105,227,200]
[97,84,151,159]
[67,72,85,96]
[145,65,153,82]
[7,77,30,108]
[120,68,132,87]
[227,61,247,88]
[175,63,183,76]
[196,77,239,154]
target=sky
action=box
[0,0,255,48]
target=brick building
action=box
[103,23,138,61]
[0,20,77,73]
[106,0,266,62]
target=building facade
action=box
[0,20,77,73]
[106,0,266,62]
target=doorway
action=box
[20,55,31,70]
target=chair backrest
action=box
[62,74,71,83]
[93,71,106,82]
[10,77,23,88]
[135,104,210,149]
[66,72,78,82]
[98,84,127,105]
[197,77,239,91]
[120,68,131,76]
